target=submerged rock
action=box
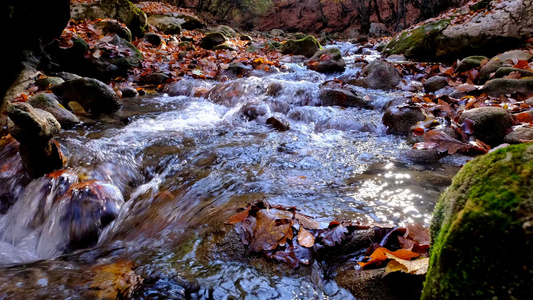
[349,60,401,91]
[307,48,346,74]
[424,144,533,299]
[52,77,123,114]
[319,85,370,109]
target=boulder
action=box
[35,76,65,91]
[52,77,123,114]
[87,35,143,80]
[384,0,533,60]
[281,36,322,58]
[458,106,514,146]
[423,76,448,93]
[307,48,346,74]
[382,104,427,135]
[28,93,80,128]
[216,25,237,38]
[138,72,171,85]
[456,56,488,72]
[503,126,533,143]
[52,72,82,82]
[7,102,63,177]
[266,116,290,132]
[220,62,253,79]
[479,59,504,83]
[119,86,138,98]
[494,67,533,78]
[423,143,533,299]
[144,33,162,47]
[147,14,181,35]
[239,101,269,121]
[495,49,533,63]
[70,0,147,38]
[200,32,226,50]
[349,60,401,90]
[94,19,132,41]
[319,85,370,109]
[483,78,533,97]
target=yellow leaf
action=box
[384,253,429,275]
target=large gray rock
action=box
[383,104,427,135]
[87,35,143,79]
[384,0,533,60]
[147,14,182,35]
[504,126,533,143]
[28,93,80,128]
[70,0,147,38]
[424,76,448,93]
[349,60,401,90]
[483,78,533,97]
[458,106,514,146]
[52,77,123,114]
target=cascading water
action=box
[0,44,463,298]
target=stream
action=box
[0,44,463,299]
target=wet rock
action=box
[200,32,226,50]
[94,19,132,41]
[423,76,448,93]
[456,56,488,72]
[193,150,218,167]
[163,78,211,97]
[287,107,322,123]
[27,93,80,128]
[266,82,283,97]
[483,78,533,97]
[401,148,441,163]
[424,144,533,299]
[120,86,139,98]
[138,72,171,85]
[315,117,362,133]
[479,59,504,83]
[349,60,401,91]
[458,107,513,146]
[70,0,147,38]
[356,35,369,43]
[144,33,162,47]
[266,116,290,132]
[52,77,123,114]
[52,71,82,82]
[60,180,124,251]
[307,48,346,74]
[268,99,290,114]
[385,54,407,62]
[383,104,426,135]
[375,42,388,52]
[239,101,269,121]
[337,267,424,300]
[35,76,65,91]
[319,86,371,109]
[494,67,533,78]
[281,35,322,58]
[220,62,252,80]
[503,126,533,143]
[147,14,182,35]
[7,102,63,177]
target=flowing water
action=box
[0,44,464,299]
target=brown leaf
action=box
[455,83,477,92]
[226,204,251,224]
[404,223,430,246]
[414,130,474,154]
[513,60,529,70]
[297,227,315,247]
[295,213,320,230]
[321,223,349,247]
[250,209,293,252]
[515,112,533,124]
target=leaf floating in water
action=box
[321,222,349,247]
[297,227,315,248]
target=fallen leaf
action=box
[358,247,420,268]
[414,130,474,154]
[384,255,429,275]
[321,223,349,247]
[297,227,315,247]
[249,209,293,252]
[226,204,251,224]
[513,60,529,70]
[404,223,430,246]
[295,213,320,230]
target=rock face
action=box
[423,144,533,299]
[458,107,513,146]
[385,0,533,60]
[7,103,64,177]
[281,36,322,58]
[307,48,346,74]
[349,60,401,90]
[52,77,123,114]
[70,0,147,38]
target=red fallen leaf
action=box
[265,241,313,268]
[321,223,349,247]
[515,112,533,124]
[412,127,426,136]
[249,209,293,252]
[297,227,315,247]
[226,204,251,224]
[414,130,474,154]
[513,60,529,70]
[358,247,420,268]
[320,54,332,62]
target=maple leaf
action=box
[249,209,293,252]
[384,255,429,275]
[358,247,420,268]
[321,223,349,247]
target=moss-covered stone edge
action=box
[423,143,533,299]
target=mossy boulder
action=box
[147,14,181,35]
[383,20,450,60]
[494,67,533,79]
[281,35,322,58]
[94,19,132,41]
[200,32,226,50]
[456,56,488,72]
[87,35,143,79]
[483,78,533,97]
[423,143,533,299]
[70,0,147,38]
[28,93,80,128]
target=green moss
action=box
[470,0,491,11]
[281,35,322,58]
[423,144,533,299]
[383,19,449,59]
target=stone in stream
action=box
[119,86,139,98]
[307,48,346,74]
[266,116,290,132]
[423,144,533,299]
[382,104,427,135]
[423,76,448,93]
[319,87,371,109]
[281,35,322,58]
[239,101,269,121]
[458,107,513,146]
[483,78,533,97]
[27,93,80,128]
[87,35,144,80]
[35,76,65,91]
[7,102,64,177]
[503,126,533,143]
[348,60,401,91]
[52,77,123,114]
[455,56,488,72]
[493,67,533,79]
